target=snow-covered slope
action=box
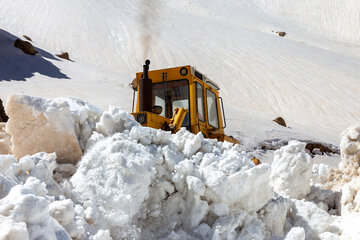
[1,0,360,143]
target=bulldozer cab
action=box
[131,61,238,144]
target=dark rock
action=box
[23,35,32,41]
[0,99,8,122]
[13,39,38,55]
[273,117,286,127]
[56,52,70,60]
[276,32,286,37]
[305,142,340,155]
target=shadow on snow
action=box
[0,29,69,81]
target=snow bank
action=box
[71,107,274,239]
[270,140,313,199]
[5,94,102,163]
[2,95,360,240]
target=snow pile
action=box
[270,140,313,199]
[2,95,360,239]
[0,153,71,240]
[5,94,102,163]
[71,112,274,238]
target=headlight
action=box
[136,113,147,124]
[180,67,188,76]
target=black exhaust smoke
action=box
[138,59,152,112]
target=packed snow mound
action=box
[270,140,313,199]
[71,121,274,238]
[1,95,359,240]
[5,94,102,163]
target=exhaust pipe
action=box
[138,59,153,112]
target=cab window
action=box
[206,89,219,129]
[152,79,190,129]
[195,82,205,122]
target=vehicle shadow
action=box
[0,29,69,81]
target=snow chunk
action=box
[71,132,158,230]
[284,227,305,240]
[312,163,332,185]
[0,218,29,240]
[289,200,335,239]
[92,229,113,240]
[172,128,203,157]
[57,97,102,151]
[49,199,75,226]
[0,152,61,196]
[95,106,139,137]
[260,197,291,237]
[270,140,313,199]
[340,122,360,166]
[341,177,360,215]
[0,178,71,240]
[225,163,274,212]
[6,94,83,163]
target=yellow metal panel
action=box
[131,112,170,130]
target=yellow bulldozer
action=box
[131,60,240,144]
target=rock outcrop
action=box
[13,39,38,55]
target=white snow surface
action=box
[0,0,360,147]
